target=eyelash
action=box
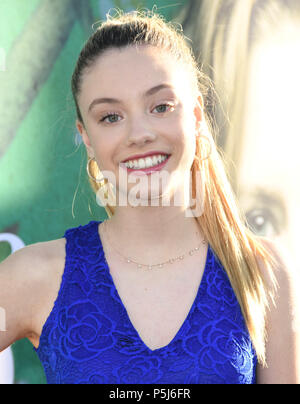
[98,103,175,124]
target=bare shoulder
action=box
[255,237,300,384]
[0,237,66,351]
[8,237,66,289]
[27,238,66,267]
[24,239,67,344]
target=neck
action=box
[103,205,203,263]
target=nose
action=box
[125,118,156,147]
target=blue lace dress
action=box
[33,220,257,384]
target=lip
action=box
[119,155,171,176]
[121,151,171,163]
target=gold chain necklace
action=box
[103,220,207,270]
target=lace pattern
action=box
[33,220,257,384]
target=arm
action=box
[256,238,300,384]
[0,243,48,352]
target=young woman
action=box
[0,10,299,384]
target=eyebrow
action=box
[240,186,287,225]
[247,187,285,209]
[87,83,175,113]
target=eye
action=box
[244,208,280,238]
[98,103,175,124]
[99,113,121,124]
[153,103,175,114]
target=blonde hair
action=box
[71,9,278,366]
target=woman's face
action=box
[76,45,202,206]
[236,27,300,263]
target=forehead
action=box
[237,32,300,209]
[79,45,192,103]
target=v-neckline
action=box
[95,220,211,353]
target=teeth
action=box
[145,157,153,168]
[124,154,168,169]
[138,159,146,169]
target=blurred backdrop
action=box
[0,0,299,384]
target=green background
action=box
[0,0,184,384]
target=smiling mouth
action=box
[119,154,171,174]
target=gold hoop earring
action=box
[86,157,116,213]
[86,157,108,186]
[195,134,212,161]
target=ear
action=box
[76,119,94,157]
[193,93,204,131]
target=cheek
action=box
[91,138,114,170]
[181,116,197,153]
[185,136,197,167]
[173,130,196,171]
